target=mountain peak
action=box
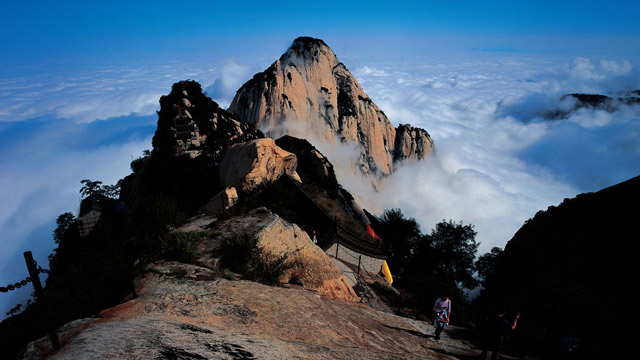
[291,36,330,50]
[229,37,433,179]
[279,36,337,66]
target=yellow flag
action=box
[381,261,393,284]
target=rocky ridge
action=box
[229,37,434,178]
[23,264,470,360]
[219,138,300,193]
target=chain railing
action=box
[0,267,49,293]
[0,252,60,349]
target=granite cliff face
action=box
[393,124,433,162]
[228,37,433,177]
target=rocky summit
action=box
[22,268,469,360]
[229,37,434,178]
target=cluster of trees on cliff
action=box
[368,209,480,322]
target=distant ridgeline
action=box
[543,90,640,119]
[476,175,640,358]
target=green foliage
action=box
[220,234,261,274]
[215,267,238,281]
[149,195,189,231]
[219,233,293,286]
[79,179,103,198]
[53,212,75,245]
[252,251,294,286]
[79,179,122,199]
[160,231,203,263]
[371,209,479,323]
[130,149,151,173]
[101,179,122,198]
[375,208,423,276]
[5,303,23,317]
[475,246,503,285]
[427,220,479,289]
[0,206,137,359]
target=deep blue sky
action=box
[2,0,640,66]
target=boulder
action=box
[275,135,337,189]
[199,186,238,215]
[219,138,299,192]
[206,207,359,302]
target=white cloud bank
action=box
[0,62,222,123]
[309,54,640,254]
[205,60,253,108]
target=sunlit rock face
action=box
[218,138,299,193]
[393,124,434,163]
[229,37,433,179]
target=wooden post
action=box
[23,251,60,350]
[357,255,362,275]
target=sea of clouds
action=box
[253,54,639,256]
[1,53,638,317]
[344,55,640,253]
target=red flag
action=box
[366,224,383,245]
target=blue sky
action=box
[3,0,640,66]
[1,1,640,317]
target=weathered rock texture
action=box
[23,266,458,359]
[393,124,434,163]
[198,207,358,302]
[151,80,263,160]
[229,37,433,178]
[219,138,299,193]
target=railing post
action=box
[335,239,339,259]
[23,251,60,350]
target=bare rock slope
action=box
[229,37,434,178]
[24,264,458,360]
[194,207,359,302]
